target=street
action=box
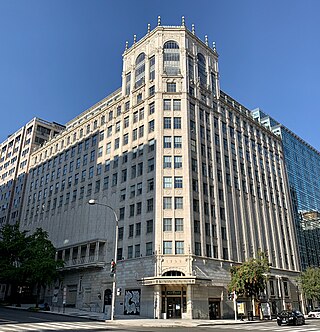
[1,307,320,332]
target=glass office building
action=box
[252,109,320,270]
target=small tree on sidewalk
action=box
[299,267,320,309]
[228,252,270,315]
[23,228,64,307]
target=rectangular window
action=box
[138,125,144,138]
[114,138,120,150]
[149,102,155,115]
[164,136,172,149]
[174,136,182,149]
[167,82,176,92]
[149,85,155,96]
[174,156,182,168]
[146,242,153,256]
[163,177,172,188]
[124,116,129,128]
[112,173,117,186]
[125,73,131,96]
[149,55,155,80]
[135,222,141,236]
[195,242,201,255]
[147,198,153,212]
[173,117,181,129]
[148,158,154,172]
[163,241,172,254]
[136,202,142,215]
[163,218,172,231]
[164,117,171,129]
[148,120,155,133]
[175,218,184,231]
[133,111,138,124]
[123,133,129,145]
[129,224,134,237]
[163,99,171,111]
[174,197,183,209]
[127,245,133,259]
[163,156,172,168]
[163,197,172,209]
[173,99,181,111]
[174,176,183,188]
[146,219,153,233]
[139,108,144,120]
[135,244,140,258]
[175,241,184,254]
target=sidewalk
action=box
[3,304,274,328]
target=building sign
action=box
[124,289,140,315]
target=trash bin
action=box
[248,310,253,321]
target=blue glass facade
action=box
[252,109,320,270]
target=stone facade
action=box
[20,21,300,319]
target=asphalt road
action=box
[1,307,320,332]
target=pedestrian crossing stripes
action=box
[212,323,319,332]
[0,321,113,332]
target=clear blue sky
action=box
[0,0,319,150]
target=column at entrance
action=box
[186,284,193,319]
[154,285,161,319]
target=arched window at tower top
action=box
[163,41,180,76]
[197,53,207,87]
[135,53,146,88]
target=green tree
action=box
[22,228,63,306]
[299,267,320,302]
[0,225,63,306]
[228,252,270,314]
[0,224,29,297]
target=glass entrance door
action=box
[209,300,220,319]
[167,297,182,318]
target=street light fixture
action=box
[88,199,119,321]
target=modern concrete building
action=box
[0,118,64,227]
[20,19,300,319]
[252,108,320,272]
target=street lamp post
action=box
[88,199,119,321]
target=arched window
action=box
[197,53,207,86]
[135,53,146,88]
[162,270,185,276]
[163,41,180,76]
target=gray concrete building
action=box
[20,20,300,319]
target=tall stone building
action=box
[252,109,320,272]
[20,20,300,319]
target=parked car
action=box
[308,308,320,318]
[277,310,305,326]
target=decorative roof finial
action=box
[182,16,185,26]
[205,35,208,46]
[212,41,216,51]
[147,23,151,33]
[133,34,137,44]
[158,15,161,26]
[192,24,195,35]
[125,41,128,50]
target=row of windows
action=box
[119,242,153,260]
[118,219,153,240]
[30,139,155,187]
[163,241,184,254]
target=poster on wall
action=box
[124,289,141,315]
